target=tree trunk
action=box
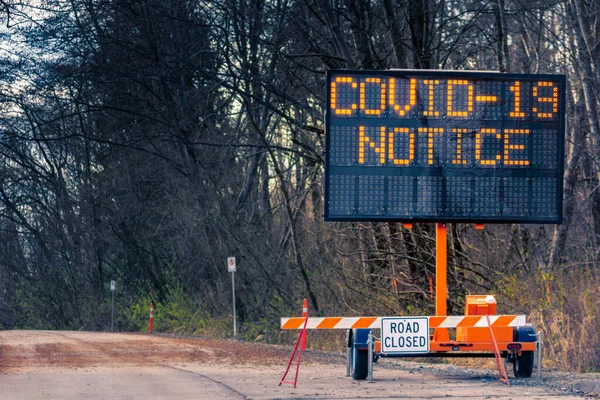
[548,99,586,270]
[494,0,511,72]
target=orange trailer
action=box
[281,224,540,381]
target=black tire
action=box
[352,347,369,380]
[513,351,534,378]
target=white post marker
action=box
[227,257,237,337]
[110,280,116,332]
[381,317,429,354]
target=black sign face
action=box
[324,70,566,223]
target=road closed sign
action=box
[381,317,429,354]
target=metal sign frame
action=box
[324,69,566,224]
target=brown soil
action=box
[0,330,597,399]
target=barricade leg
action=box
[280,299,308,388]
[367,331,374,383]
[345,329,352,377]
[537,332,543,380]
[346,348,352,377]
[486,315,509,386]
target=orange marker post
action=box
[301,299,308,350]
[429,276,434,299]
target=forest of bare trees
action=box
[0,0,599,372]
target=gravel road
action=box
[0,330,598,399]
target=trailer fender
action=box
[513,325,537,342]
[352,328,372,350]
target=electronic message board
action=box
[324,70,565,223]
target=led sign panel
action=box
[324,70,565,223]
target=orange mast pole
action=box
[436,223,447,316]
[434,223,450,342]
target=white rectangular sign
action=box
[381,317,429,354]
[227,257,236,272]
[110,280,116,291]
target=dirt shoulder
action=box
[0,330,598,399]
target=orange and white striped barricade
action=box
[281,315,534,353]
[281,315,527,330]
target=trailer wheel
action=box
[513,351,534,378]
[352,347,368,380]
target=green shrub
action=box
[122,284,230,336]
